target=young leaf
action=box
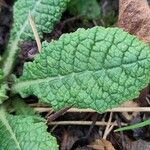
[68,0,101,20]
[13,27,150,112]
[2,0,69,77]
[12,97,36,116]
[0,107,58,150]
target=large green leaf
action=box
[0,107,58,150]
[1,0,69,77]
[13,27,150,112]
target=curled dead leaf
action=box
[124,137,150,150]
[117,0,150,44]
[88,139,115,150]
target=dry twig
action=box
[33,107,150,113]
[103,113,116,139]
[48,121,127,126]
[28,13,42,52]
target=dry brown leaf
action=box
[120,101,139,120]
[121,101,138,108]
[88,139,115,150]
[124,138,150,150]
[117,0,150,44]
[0,0,8,8]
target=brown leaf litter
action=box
[117,0,150,44]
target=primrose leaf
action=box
[2,0,69,76]
[68,0,101,19]
[0,84,8,104]
[13,27,150,112]
[0,108,58,150]
[0,69,4,82]
[0,70,8,104]
[12,98,36,116]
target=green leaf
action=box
[0,69,8,104]
[115,119,150,132]
[0,84,8,104]
[12,97,36,116]
[0,107,58,150]
[0,69,4,82]
[68,0,101,19]
[2,0,69,77]
[13,27,150,112]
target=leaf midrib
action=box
[13,57,146,93]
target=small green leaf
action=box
[68,0,101,19]
[0,107,58,150]
[12,97,36,116]
[13,27,150,112]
